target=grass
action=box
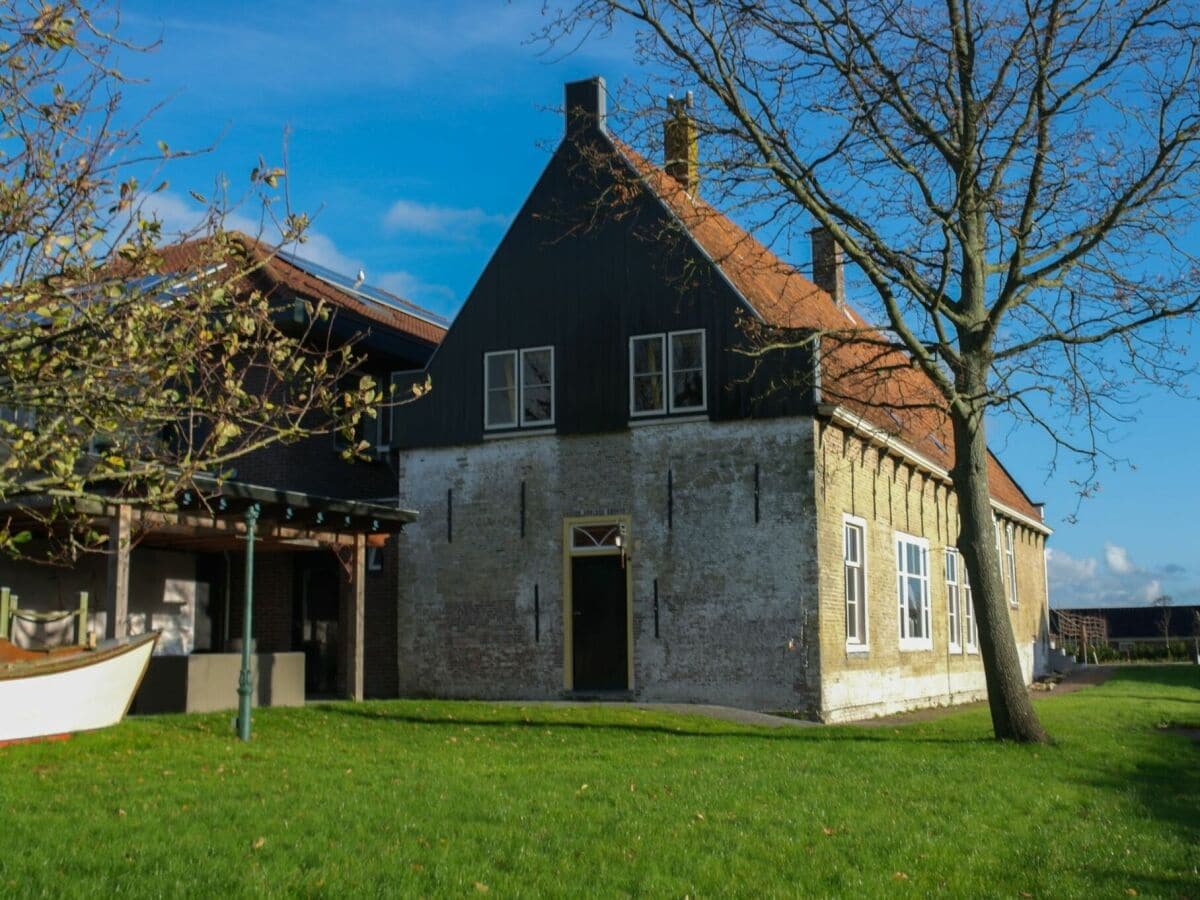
[1,667,1197,898]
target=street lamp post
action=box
[235,503,261,741]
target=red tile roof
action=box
[609,137,1043,526]
[156,233,446,346]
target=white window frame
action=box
[629,333,667,417]
[895,532,932,651]
[629,329,707,417]
[668,329,707,414]
[945,548,962,654]
[484,349,518,430]
[1005,522,1019,608]
[963,565,978,654]
[843,514,869,652]
[519,345,556,428]
[484,347,555,431]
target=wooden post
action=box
[338,534,366,701]
[76,591,89,646]
[105,504,132,640]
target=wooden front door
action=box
[571,555,628,691]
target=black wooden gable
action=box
[393,78,815,451]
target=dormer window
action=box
[629,329,706,417]
[484,346,555,431]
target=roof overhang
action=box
[817,403,1052,537]
[2,477,418,553]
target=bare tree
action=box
[1152,594,1173,657]
[544,0,1200,742]
[0,2,395,558]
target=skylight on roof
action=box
[276,250,450,329]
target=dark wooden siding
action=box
[395,134,815,450]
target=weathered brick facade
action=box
[814,421,1049,721]
[395,418,824,712]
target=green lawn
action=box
[2,668,1197,898]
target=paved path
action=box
[492,666,1121,730]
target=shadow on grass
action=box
[314,704,993,745]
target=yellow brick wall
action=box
[813,421,1049,722]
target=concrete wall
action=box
[395,418,822,711]
[0,548,208,654]
[814,422,1050,722]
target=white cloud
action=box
[382,199,508,239]
[1103,542,1137,575]
[1048,546,1192,607]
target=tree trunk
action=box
[951,409,1050,744]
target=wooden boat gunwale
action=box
[0,632,159,682]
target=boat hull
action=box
[0,633,158,743]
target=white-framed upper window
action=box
[520,346,555,427]
[1004,523,1019,607]
[843,515,868,649]
[669,329,706,412]
[484,346,554,430]
[484,350,518,429]
[946,548,962,653]
[896,533,931,651]
[629,329,706,417]
[630,334,666,416]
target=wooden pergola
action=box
[5,479,416,704]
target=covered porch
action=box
[0,480,415,713]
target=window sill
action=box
[899,639,933,652]
[629,413,708,428]
[845,642,870,655]
[483,427,556,441]
[949,643,962,655]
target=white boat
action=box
[0,632,158,744]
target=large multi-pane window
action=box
[896,533,931,650]
[963,565,978,652]
[843,516,867,648]
[1004,523,1019,607]
[946,548,966,653]
[484,346,555,430]
[630,329,706,416]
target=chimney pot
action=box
[564,76,607,136]
[664,94,699,194]
[810,226,845,307]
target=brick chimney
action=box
[564,76,607,136]
[810,225,845,307]
[664,92,698,194]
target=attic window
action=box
[630,329,707,418]
[484,346,555,431]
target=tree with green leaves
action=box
[544,0,1200,742]
[0,1,383,558]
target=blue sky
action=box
[111,1,1197,609]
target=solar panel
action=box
[276,250,450,329]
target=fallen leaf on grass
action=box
[474,881,489,893]
[892,872,908,881]
[116,809,126,818]
[1125,890,1138,897]
[821,826,836,836]
[251,837,266,851]
[695,812,705,821]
